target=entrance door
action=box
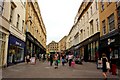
[84,45,89,62]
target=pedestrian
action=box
[110,56,117,75]
[71,59,75,67]
[68,53,73,66]
[50,53,53,66]
[61,54,65,66]
[101,53,108,80]
[47,54,50,62]
[54,53,59,69]
[66,55,68,63]
[38,54,41,61]
[42,54,46,62]
[25,54,30,64]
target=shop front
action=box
[7,34,25,65]
[26,32,46,58]
[73,44,80,58]
[100,29,120,67]
[79,32,100,62]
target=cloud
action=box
[38,0,82,45]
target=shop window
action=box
[8,45,24,63]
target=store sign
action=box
[16,41,22,46]
[9,35,25,48]
[108,38,115,45]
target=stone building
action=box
[99,1,120,66]
[25,0,46,57]
[47,41,58,54]
[0,0,10,67]
[58,36,67,54]
[66,0,100,61]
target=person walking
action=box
[25,54,30,64]
[61,54,65,66]
[110,56,117,75]
[38,54,41,61]
[54,53,58,69]
[50,53,53,66]
[101,53,108,80]
[68,53,73,67]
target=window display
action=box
[8,35,25,64]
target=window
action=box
[96,19,99,31]
[95,2,98,10]
[118,7,120,26]
[87,27,89,36]
[10,2,16,22]
[91,6,92,15]
[108,0,111,5]
[102,20,106,35]
[90,20,94,34]
[16,14,20,28]
[74,32,79,39]
[80,29,83,40]
[22,20,24,33]
[0,0,4,15]
[87,11,89,19]
[108,13,115,32]
[101,0,104,11]
[84,30,85,38]
[10,7,14,22]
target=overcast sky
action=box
[38,0,82,45]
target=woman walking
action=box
[54,53,59,69]
[61,54,65,66]
[101,53,108,80]
[68,53,73,67]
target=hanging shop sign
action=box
[108,38,115,45]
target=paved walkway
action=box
[2,60,120,79]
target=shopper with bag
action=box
[101,53,109,80]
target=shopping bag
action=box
[71,61,75,67]
[106,62,110,69]
[97,59,102,69]
[58,60,60,63]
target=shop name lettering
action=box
[16,41,22,46]
[108,39,115,45]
